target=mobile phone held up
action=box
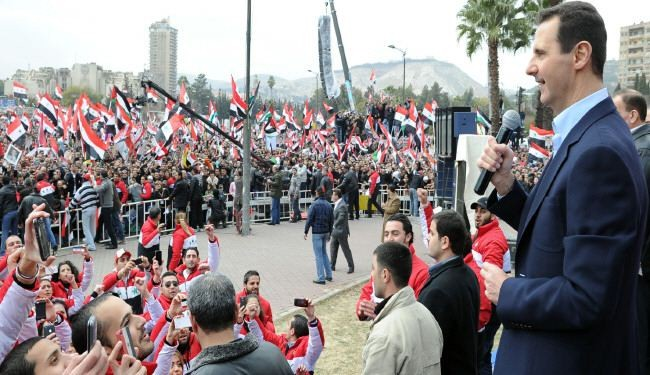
[34,218,51,261]
[117,326,137,357]
[86,315,97,353]
[35,300,47,321]
[42,324,56,337]
[294,298,309,308]
[173,311,192,329]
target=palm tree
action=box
[457,0,538,134]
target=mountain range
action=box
[185,57,488,101]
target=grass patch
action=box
[275,286,370,375]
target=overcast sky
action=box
[1,0,646,91]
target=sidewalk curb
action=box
[276,275,371,321]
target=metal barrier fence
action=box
[35,187,439,251]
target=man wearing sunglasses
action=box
[157,271,180,310]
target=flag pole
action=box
[141,79,268,166]
[242,0,252,235]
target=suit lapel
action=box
[518,98,616,244]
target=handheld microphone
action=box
[474,110,522,195]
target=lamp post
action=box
[307,69,319,112]
[388,44,406,104]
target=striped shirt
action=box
[69,182,99,210]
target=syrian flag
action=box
[160,114,184,141]
[422,101,435,124]
[316,111,325,126]
[146,87,159,103]
[529,142,550,163]
[208,100,220,126]
[7,114,26,142]
[415,119,426,152]
[529,125,554,148]
[323,101,333,113]
[229,76,248,118]
[403,101,417,129]
[111,85,132,114]
[78,105,108,160]
[13,82,28,102]
[37,94,59,126]
[369,69,376,85]
[283,104,297,130]
[50,137,60,156]
[178,82,191,107]
[54,85,63,100]
[276,117,287,132]
[21,113,32,132]
[394,105,407,123]
[163,97,174,120]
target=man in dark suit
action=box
[478,3,648,374]
[336,164,359,220]
[614,89,650,374]
[170,172,190,213]
[330,189,354,274]
[189,165,205,228]
[418,209,479,375]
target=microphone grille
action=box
[502,110,522,131]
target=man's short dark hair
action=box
[161,271,178,281]
[148,206,161,220]
[290,315,309,338]
[2,175,10,185]
[188,274,236,333]
[183,247,200,258]
[538,1,606,78]
[615,89,648,121]
[434,210,471,257]
[69,293,113,353]
[386,213,414,245]
[373,241,412,288]
[0,336,42,374]
[243,270,259,284]
[332,188,342,198]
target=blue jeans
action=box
[112,209,124,241]
[44,217,58,248]
[1,210,18,255]
[311,233,332,282]
[409,188,419,216]
[271,197,281,224]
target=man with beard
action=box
[235,270,276,332]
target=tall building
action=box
[149,18,178,95]
[71,62,105,96]
[618,21,650,88]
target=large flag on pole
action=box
[7,114,26,142]
[54,85,64,100]
[78,105,108,160]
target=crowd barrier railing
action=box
[41,187,437,251]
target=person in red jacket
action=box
[102,248,146,314]
[356,213,429,320]
[235,270,276,333]
[366,165,384,218]
[138,206,164,263]
[167,211,196,271]
[141,176,153,201]
[470,197,510,375]
[257,299,324,373]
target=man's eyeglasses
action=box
[164,281,179,288]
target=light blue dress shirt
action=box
[551,87,609,152]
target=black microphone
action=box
[474,110,522,195]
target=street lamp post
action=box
[307,69,319,112]
[388,44,406,104]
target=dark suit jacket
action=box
[632,124,650,276]
[488,98,648,374]
[418,256,479,375]
[331,201,349,238]
[170,179,190,209]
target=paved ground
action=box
[55,215,438,314]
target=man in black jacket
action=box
[614,89,650,374]
[170,171,190,213]
[187,274,293,374]
[0,176,19,255]
[189,165,205,229]
[418,209,479,375]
